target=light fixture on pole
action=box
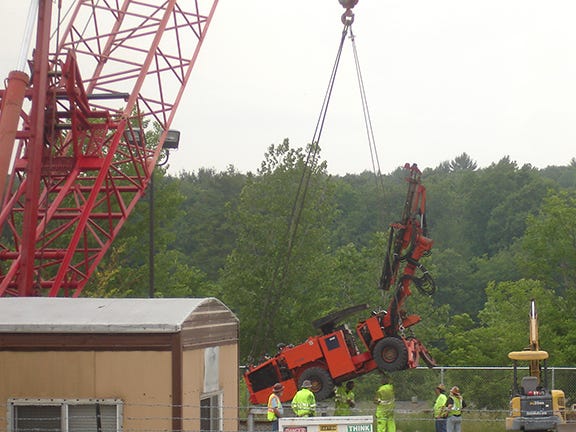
[163,129,181,150]
[149,130,180,298]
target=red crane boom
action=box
[0,0,218,297]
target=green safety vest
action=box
[375,383,395,417]
[334,386,355,416]
[291,389,316,417]
[448,396,463,416]
[433,393,447,418]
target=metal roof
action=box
[0,297,234,333]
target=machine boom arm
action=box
[379,163,435,333]
[529,299,541,379]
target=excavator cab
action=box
[520,376,540,396]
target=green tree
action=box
[84,167,211,298]
[427,248,481,315]
[519,190,576,296]
[449,152,477,172]
[173,167,245,279]
[540,162,576,188]
[485,171,556,254]
[460,158,545,257]
[423,166,473,254]
[219,139,338,361]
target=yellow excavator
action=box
[506,299,567,432]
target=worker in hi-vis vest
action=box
[374,374,396,432]
[433,383,448,432]
[334,381,356,416]
[445,386,466,432]
[291,380,316,417]
[267,383,285,431]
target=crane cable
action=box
[252,17,354,358]
[286,21,351,256]
[349,27,386,196]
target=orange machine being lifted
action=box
[244,163,437,404]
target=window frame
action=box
[199,392,222,432]
[7,398,123,432]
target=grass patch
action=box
[394,410,507,432]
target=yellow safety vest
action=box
[448,396,463,416]
[291,389,316,417]
[268,393,282,421]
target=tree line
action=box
[84,141,576,402]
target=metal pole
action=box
[148,172,155,298]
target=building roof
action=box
[0,297,238,333]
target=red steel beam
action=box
[0,0,219,296]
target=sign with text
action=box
[284,427,307,432]
[280,415,373,432]
[347,424,373,432]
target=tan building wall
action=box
[220,344,240,431]
[0,351,173,431]
[96,351,173,432]
[182,343,239,432]
[1,346,238,431]
[0,297,239,431]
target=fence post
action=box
[248,406,269,432]
[247,409,254,432]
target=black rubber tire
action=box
[372,337,409,372]
[298,367,335,402]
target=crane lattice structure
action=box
[0,0,218,297]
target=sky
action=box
[2,1,576,176]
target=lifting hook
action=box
[339,0,358,25]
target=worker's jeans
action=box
[446,415,462,432]
[435,417,447,432]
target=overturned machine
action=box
[244,164,437,404]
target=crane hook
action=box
[341,9,355,25]
[339,0,358,25]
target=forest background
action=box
[84,142,576,409]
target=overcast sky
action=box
[2,1,576,176]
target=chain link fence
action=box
[1,367,574,432]
[242,365,576,432]
[390,366,576,410]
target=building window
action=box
[200,393,222,432]
[8,399,122,432]
[204,346,219,393]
